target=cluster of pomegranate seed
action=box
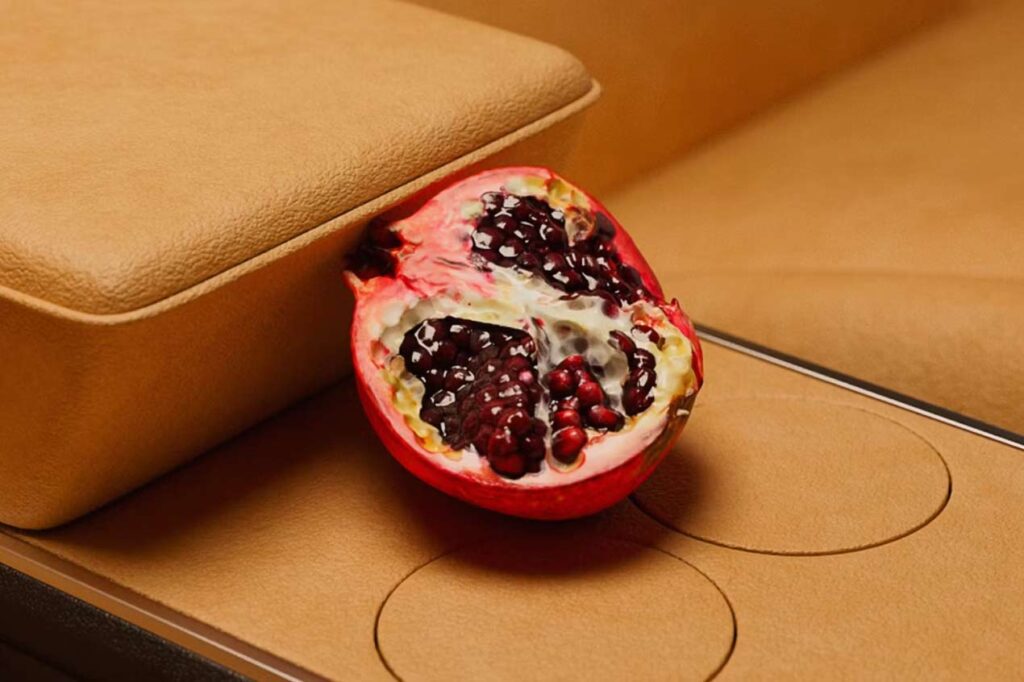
[471,192,650,306]
[386,192,671,480]
[399,317,547,479]
[544,355,624,464]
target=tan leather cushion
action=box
[608,1,1024,432]
[0,0,596,529]
[414,0,960,193]
[0,0,592,314]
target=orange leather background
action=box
[607,0,1024,431]
[413,0,959,193]
[3,1,1023,678]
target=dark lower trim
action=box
[0,562,244,681]
[0,533,320,681]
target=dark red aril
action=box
[576,381,603,407]
[552,409,582,429]
[545,369,577,397]
[552,427,587,464]
[587,405,624,431]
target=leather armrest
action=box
[0,0,597,528]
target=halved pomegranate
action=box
[345,167,703,519]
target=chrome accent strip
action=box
[696,325,1024,451]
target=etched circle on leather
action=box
[633,397,951,555]
[376,535,735,681]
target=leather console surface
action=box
[607,0,1024,433]
[0,0,591,315]
[14,342,1024,679]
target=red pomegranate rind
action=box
[345,167,702,519]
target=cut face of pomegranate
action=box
[345,167,703,520]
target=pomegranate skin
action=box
[346,167,702,520]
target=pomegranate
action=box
[345,167,703,519]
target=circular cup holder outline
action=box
[374,534,738,682]
[632,394,953,557]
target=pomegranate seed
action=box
[488,428,517,456]
[481,402,505,424]
[609,330,635,354]
[450,325,471,349]
[631,324,661,345]
[425,368,445,392]
[420,407,443,426]
[622,386,655,415]
[462,411,480,436]
[545,369,577,397]
[542,252,567,273]
[473,426,494,454]
[630,350,656,371]
[498,237,524,259]
[552,409,582,429]
[499,408,532,435]
[489,451,527,478]
[407,350,431,373]
[577,381,603,407]
[632,368,656,391]
[595,213,616,240]
[434,341,457,367]
[558,396,581,412]
[444,367,474,390]
[505,356,531,372]
[587,405,624,431]
[472,227,504,250]
[498,382,524,399]
[469,330,492,352]
[540,224,567,248]
[621,264,643,288]
[560,355,586,371]
[552,427,587,463]
[430,390,456,408]
[520,434,545,460]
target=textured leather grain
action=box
[0,0,597,528]
[0,0,591,313]
[608,0,1024,432]
[414,0,960,193]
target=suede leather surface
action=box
[415,0,960,193]
[15,343,1024,680]
[0,0,597,529]
[608,0,1024,432]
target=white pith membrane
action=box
[352,170,699,485]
